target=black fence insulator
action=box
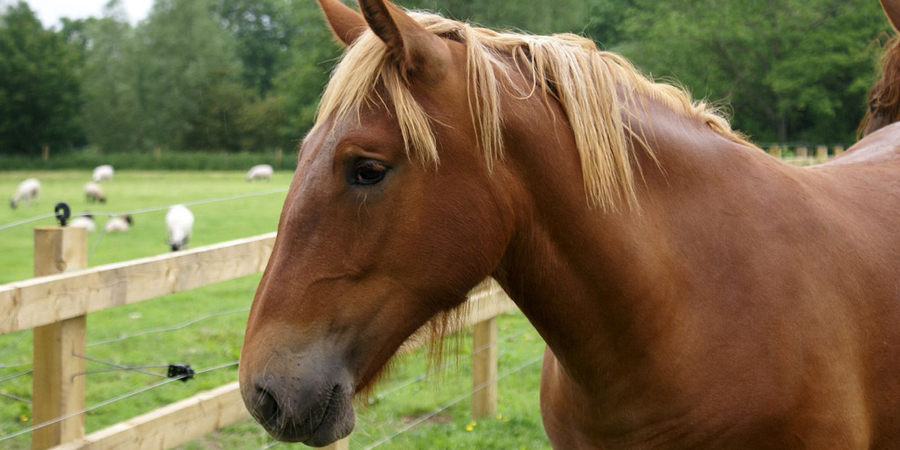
[54,202,71,226]
[167,364,194,382]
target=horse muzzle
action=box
[240,355,356,446]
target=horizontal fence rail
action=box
[0,232,276,334]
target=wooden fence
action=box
[0,227,516,450]
[765,144,845,163]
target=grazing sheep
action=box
[166,205,194,251]
[246,164,273,182]
[92,165,114,182]
[104,215,132,233]
[69,215,96,232]
[9,178,40,209]
[84,182,106,203]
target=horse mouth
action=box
[264,382,354,446]
[312,384,341,434]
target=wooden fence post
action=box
[768,146,781,158]
[32,226,87,450]
[834,145,844,156]
[795,146,808,158]
[816,145,828,160]
[275,148,283,170]
[471,317,498,419]
[42,145,49,163]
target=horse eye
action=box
[353,161,388,185]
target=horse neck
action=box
[492,90,763,394]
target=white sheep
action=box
[166,205,194,251]
[84,182,106,203]
[69,215,96,232]
[104,215,132,233]
[9,178,40,209]
[246,164,273,182]
[92,165,114,182]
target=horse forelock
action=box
[313,9,749,212]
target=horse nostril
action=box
[255,387,281,426]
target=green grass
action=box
[0,170,291,283]
[0,171,548,449]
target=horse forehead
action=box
[314,106,406,154]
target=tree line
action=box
[0,0,891,156]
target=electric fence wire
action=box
[0,332,28,365]
[82,187,287,260]
[87,306,250,347]
[0,187,289,233]
[0,214,56,232]
[0,360,239,443]
[361,354,543,450]
[0,392,30,404]
[0,369,32,385]
[370,329,534,403]
[70,353,171,379]
[0,307,252,373]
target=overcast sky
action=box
[16,0,153,27]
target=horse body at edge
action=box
[239,1,900,448]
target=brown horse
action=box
[861,0,900,136]
[239,0,900,448]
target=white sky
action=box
[17,0,153,27]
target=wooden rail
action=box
[0,228,518,450]
[766,144,846,164]
[0,232,276,334]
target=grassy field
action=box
[0,171,549,449]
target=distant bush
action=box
[0,150,297,171]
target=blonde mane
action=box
[314,11,753,212]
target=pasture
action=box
[0,170,547,449]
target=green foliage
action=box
[0,2,84,154]
[0,149,296,171]
[0,0,897,154]
[214,0,295,96]
[621,0,888,143]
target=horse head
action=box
[238,0,518,445]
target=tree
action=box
[133,0,247,151]
[214,0,294,96]
[80,2,144,152]
[622,0,888,143]
[0,2,83,154]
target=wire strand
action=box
[70,353,168,379]
[110,188,289,218]
[0,187,288,232]
[362,354,543,450]
[0,369,32,385]
[87,307,250,347]
[0,392,31,404]
[0,332,28,364]
[0,360,238,443]
[0,213,56,231]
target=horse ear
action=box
[882,0,900,32]
[317,0,367,46]
[357,0,450,82]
